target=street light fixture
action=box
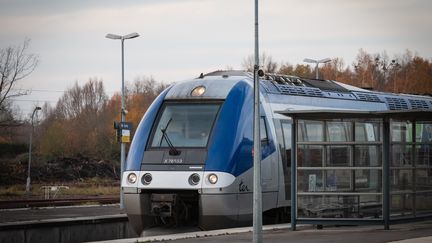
[106,32,139,209]
[26,106,41,195]
[303,57,332,79]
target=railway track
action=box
[0,196,119,209]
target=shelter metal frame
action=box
[279,109,432,230]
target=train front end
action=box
[122,72,255,234]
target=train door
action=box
[238,116,278,222]
[261,116,277,192]
[274,119,292,204]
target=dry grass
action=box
[0,179,120,200]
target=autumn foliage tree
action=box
[37,77,167,163]
[264,49,432,94]
[39,79,114,159]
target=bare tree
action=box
[0,38,39,110]
[242,52,278,73]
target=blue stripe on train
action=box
[126,87,172,171]
[205,80,275,176]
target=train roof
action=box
[165,70,432,111]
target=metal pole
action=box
[315,63,319,79]
[26,108,40,195]
[120,39,126,209]
[253,0,262,242]
[26,117,34,195]
[383,118,390,230]
[106,32,138,209]
[290,119,297,230]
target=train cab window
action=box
[150,103,220,148]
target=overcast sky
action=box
[1,0,431,115]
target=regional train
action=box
[121,70,432,234]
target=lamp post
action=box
[106,32,139,209]
[26,106,41,195]
[253,0,262,242]
[303,58,331,79]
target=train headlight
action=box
[208,173,218,184]
[191,86,206,97]
[142,173,153,185]
[127,173,137,184]
[189,173,200,185]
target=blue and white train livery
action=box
[121,70,432,234]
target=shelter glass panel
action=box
[298,120,324,142]
[355,122,381,142]
[391,193,414,217]
[297,170,324,192]
[415,145,432,167]
[391,145,413,167]
[415,192,432,215]
[355,169,382,192]
[391,121,413,142]
[415,122,432,143]
[326,146,351,167]
[327,121,352,142]
[415,169,432,191]
[325,170,352,192]
[354,145,382,167]
[297,195,382,219]
[296,118,384,221]
[298,145,324,167]
[390,169,414,192]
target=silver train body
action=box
[121,71,432,234]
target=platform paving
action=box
[1,205,432,243]
[95,220,432,243]
[0,204,125,225]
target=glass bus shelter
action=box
[279,109,432,230]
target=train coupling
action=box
[150,194,177,217]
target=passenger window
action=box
[281,122,292,167]
[260,117,269,144]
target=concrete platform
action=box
[0,204,136,243]
[93,220,432,243]
[0,204,125,225]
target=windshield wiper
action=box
[160,118,180,156]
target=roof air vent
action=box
[385,97,409,110]
[409,99,429,109]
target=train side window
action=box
[281,121,292,167]
[260,117,269,144]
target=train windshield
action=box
[150,103,220,148]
